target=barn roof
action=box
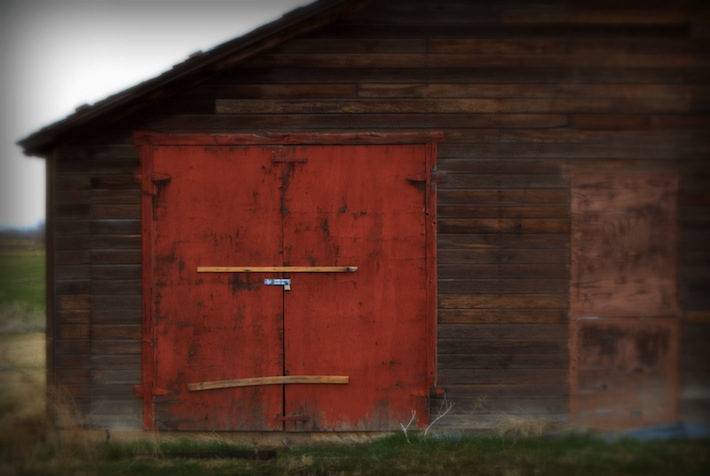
[18,0,370,157]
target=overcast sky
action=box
[0,0,309,229]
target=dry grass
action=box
[0,333,100,474]
[494,415,557,438]
[0,333,47,473]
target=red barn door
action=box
[139,134,438,431]
[149,146,284,431]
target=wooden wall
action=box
[52,144,143,428]
[48,0,709,430]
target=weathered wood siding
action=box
[52,144,143,428]
[48,0,709,430]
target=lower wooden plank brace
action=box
[187,375,349,391]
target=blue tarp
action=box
[607,422,710,441]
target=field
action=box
[1,239,709,474]
[0,245,45,333]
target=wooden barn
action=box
[19,0,710,433]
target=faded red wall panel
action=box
[571,174,679,318]
[571,318,678,428]
[570,173,679,429]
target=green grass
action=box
[14,433,710,476]
[0,249,45,332]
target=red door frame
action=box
[135,132,443,430]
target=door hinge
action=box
[406,168,445,185]
[134,385,170,398]
[151,172,172,184]
[136,172,172,196]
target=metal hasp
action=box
[264,278,291,291]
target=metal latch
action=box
[264,278,291,291]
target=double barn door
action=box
[140,136,436,431]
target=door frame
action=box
[134,131,443,430]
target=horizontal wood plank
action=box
[436,397,569,415]
[247,52,709,69]
[197,266,357,273]
[90,354,142,369]
[56,325,90,340]
[438,205,569,219]
[91,325,141,340]
[92,369,141,385]
[440,249,569,264]
[439,189,569,205]
[91,264,142,280]
[438,309,567,325]
[91,295,141,311]
[217,97,704,115]
[438,218,570,234]
[438,368,568,385]
[436,383,569,400]
[221,65,703,85]
[439,264,568,279]
[90,341,141,355]
[439,294,568,310]
[438,324,567,340]
[91,280,142,295]
[147,112,571,130]
[438,278,568,294]
[439,339,567,355]
[286,38,704,56]
[92,309,142,325]
[56,310,90,326]
[188,375,350,391]
[441,174,568,189]
[438,233,569,250]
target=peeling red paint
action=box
[139,134,438,431]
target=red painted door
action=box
[283,145,431,430]
[151,146,284,430]
[146,139,435,431]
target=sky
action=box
[0,0,309,229]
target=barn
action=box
[19,0,710,433]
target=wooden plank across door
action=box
[188,375,349,391]
[197,266,358,273]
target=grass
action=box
[0,249,45,332]
[5,432,709,475]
